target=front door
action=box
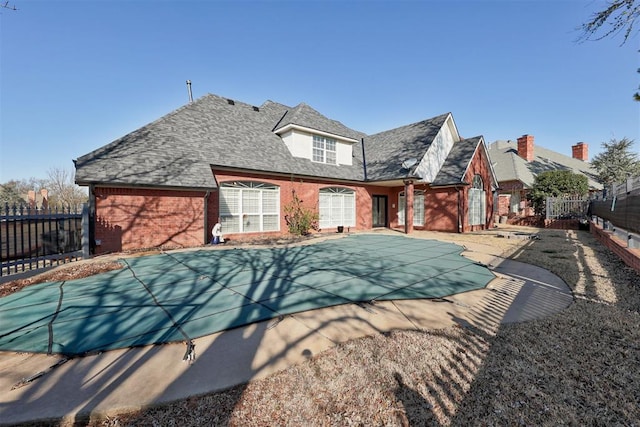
[372,195,387,227]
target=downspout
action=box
[361,138,368,181]
[457,185,463,233]
[89,184,96,254]
[204,190,211,244]
[405,185,409,234]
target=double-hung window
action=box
[313,135,337,164]
[398,190,425,226]
[319,187,355,228]
[219,182,280,233]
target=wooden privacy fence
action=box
[1,204,86,277]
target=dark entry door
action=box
[372,195,387,227]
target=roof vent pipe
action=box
[186,80,193,103]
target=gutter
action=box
[89,184,96,254]
[456,184,464,233]
[204,190,211,244]
[361,138,368,181]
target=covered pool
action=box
[0,234,495,356]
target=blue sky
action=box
[1,0,638,182]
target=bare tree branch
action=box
[579,0,640,44]
[46,167,88,209]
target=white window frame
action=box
[509,192,520,214]
[312,135,337,164]
[219,181,280,233]
[398,190,425,226]
[469,175,486,226]
[319,187,355,228]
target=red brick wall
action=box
[425,187,459,231]
[590,221,640,273]
[211,171,379,241]
[497,194,511,216]
[499,180,525,192]
[361,185,395,228]
[94,150,496,252]
[497,181,533,217]
[94,187,207,254]
[463,144,495,231]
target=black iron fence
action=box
[1,204,84,277]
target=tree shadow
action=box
[393,371,435,425]
[0,234,497,424]
[448,228,640,424]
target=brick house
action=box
[488,135,602,220]
[75,94,498,254]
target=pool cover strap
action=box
[122,259,194,360]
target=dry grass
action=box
[6,227,640,426]
[0,261,123,298]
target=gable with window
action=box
[219,181,280,233]
[319,187,355,228]
[398,190,425,226]
[468,175,486,226]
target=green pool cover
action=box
[0,234,495,356]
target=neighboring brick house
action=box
[75,93,498,254]
[488,135,602,219]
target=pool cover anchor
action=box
[183,341,196,363]
[267,315,286,330]
[355,301,377,314]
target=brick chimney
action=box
[40,189,49,209]
[572,142,588,161]
[28,190,36,208]
[517,134,534,162]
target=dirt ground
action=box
[2,227,639,426]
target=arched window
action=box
[219,181,280,233]
[468,175,486,226]
[319,187,355,229]
[398,190,425,226]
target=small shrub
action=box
[284,191,319,236]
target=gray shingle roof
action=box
[274,103,365,141]
[75,94,488,191]
[432,136,483,186]
[363,113,449,181]
[488,140,602,190]
[75,94,366,188]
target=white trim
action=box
[219,181,280,233]
[398,190,425,226]
[416,114,458,182]
[274,123,358,144]
[319,187,356,228]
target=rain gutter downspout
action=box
[361,138,368,181]
[204,190,211,244]
[89,184,96,254]
[456,184,463,233]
